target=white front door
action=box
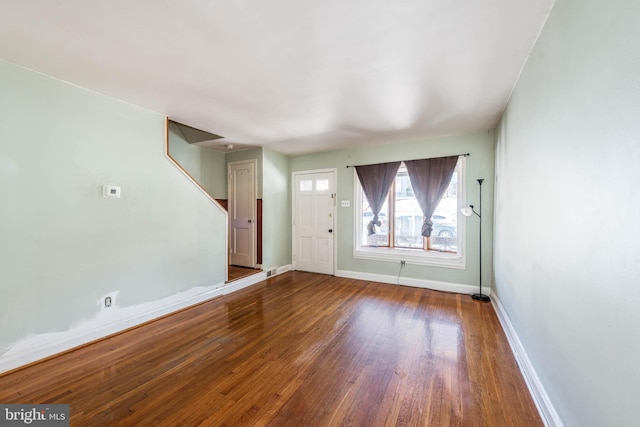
[229,160,256,268]
[293,170,336,275]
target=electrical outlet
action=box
[401,260,406,267]
[100,291,118,311]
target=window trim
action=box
[352,157,467,269]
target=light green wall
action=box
[494,0,640,425]
[290,132,495,285]
[262,149,292,269]
[167,122,227,198]
[0,60,226,359]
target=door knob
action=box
[328,229,333,233]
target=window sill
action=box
[354,245,465,269]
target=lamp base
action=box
[472,293,490,302]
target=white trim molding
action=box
[491,294,563,427]
[335,269,485,295]
[276,264,293,275]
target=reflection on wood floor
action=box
[228,265,261,282]
[0,272,542,426]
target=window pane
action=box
[362,196,389,246]
[316,179,329,191]
[394,166,424,248]
[299,180,312,191]
[393,167,458,252]
[429,171,458,252]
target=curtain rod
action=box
[345,153,470,168]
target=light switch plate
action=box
[341,200,350,207]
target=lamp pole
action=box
[472,179,489,302]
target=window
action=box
[354,159,465,268]
[300,178,329,192]
[299,180,313,191]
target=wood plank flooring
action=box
[0,272,542,426]
[228,265,261,282]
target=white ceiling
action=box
[0,0,554,155]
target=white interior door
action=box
[229,160,256,268]
[293,170,336,275]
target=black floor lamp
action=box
[461,178,490,302]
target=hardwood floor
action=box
[0,272,542,426]
[228,265,261,282]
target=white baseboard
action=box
[491,294,563,427]
[276,264,293,275]
[0,272,269,375]
[335,269,486,295]
[224,271,267,294]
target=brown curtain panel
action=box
[355,162,401,235]
[405,156,459,237]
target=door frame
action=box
[291,168,337,275]
[228,159,257,269]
